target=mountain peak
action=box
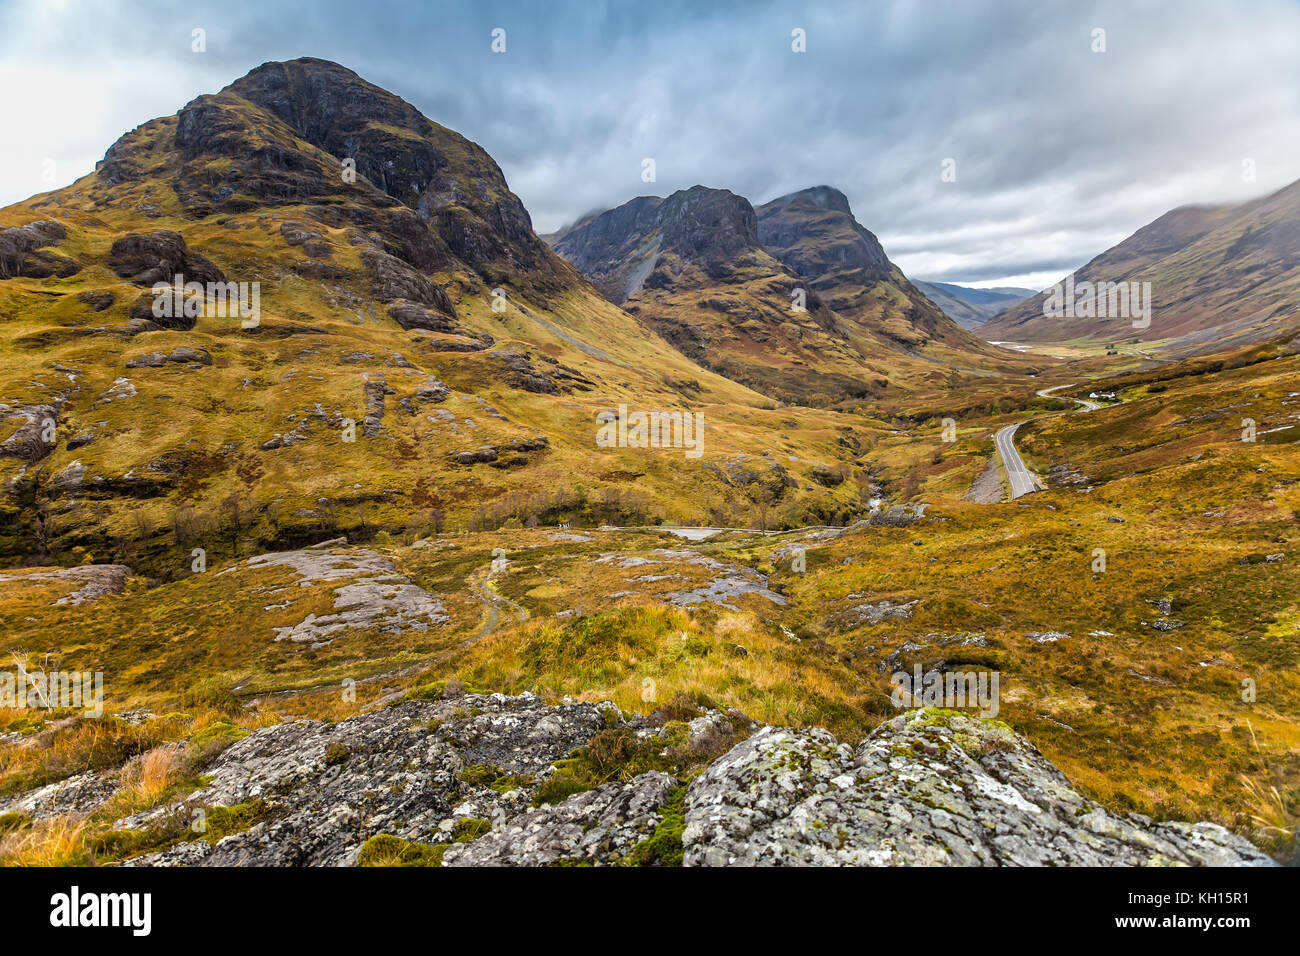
[765,185,853,215]
[93,56,573,293]
[550,185,761,303]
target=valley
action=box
[0,54,1297,870]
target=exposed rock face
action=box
[551,185,766,304]
[118,694,616,866]
[55,697,1270,868]
[0,220,75,279]
[76,289,115,312]
[389,300,458,333]
[443,771,679,867]
[360,247,457,315]
[682,711,1275,866]
[0,403,57,461]
[0,564,132,604]
[218,542,448,646]
[831,597,918,627]
[0,770,121,821]
[107,230,227,287]
[757,186,890,279]
[126,347,212,368]
[279,220,332,258]
[106,56,576,296]
[756,186,958,347]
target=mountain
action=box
[0,59,882,574]
[913,281,1035,329]
[5,47,1300,877]
[550,184,1026,405]
[981,178,1300,352]
[754,186,975,349]
[550,185,892,404]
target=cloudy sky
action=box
[2,0,1298,289]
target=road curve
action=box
[1036,383,1103,411]
[996,384,1104,500]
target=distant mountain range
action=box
[982,178,1300,353]
[912,281,1036,330]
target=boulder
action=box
[107,230,227,287]
[0,220,72,279]
[169,346,212,365]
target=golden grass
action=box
[119,745,181,807]
[420,602,886,737]
[0,814,89,866]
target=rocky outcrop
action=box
[216,542,448,646]
[389,300,458,333]
[0,564,132,604]
[44,696,1268,868]
[682,711,1274,866]
[279,220,332,258]
[361,377,393,437]
[126,347,212,368]
[552,186,766,304]
[448,436,547,466]
[0,770,122,821]
[0,403,58,461]
[117,693,616,866]
[442,771,679,867]
[361,248,457,316]
[107,230,227,287]
[76,289,115,312]
[0,220,76,279]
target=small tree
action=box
[221,493,254,556]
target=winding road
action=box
[995,384,1104,500]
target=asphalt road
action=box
[1036,383,1104,411]
[995,384,1105,499]
[995,421,1041,498]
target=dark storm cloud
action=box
[2,0,1297,287]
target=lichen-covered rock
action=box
[12,696,1270,868]
[442,771,678,867]
[0,564,131,605]
[0,769,121,821]
[681,710,1275,867]
[120,693,615,867]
